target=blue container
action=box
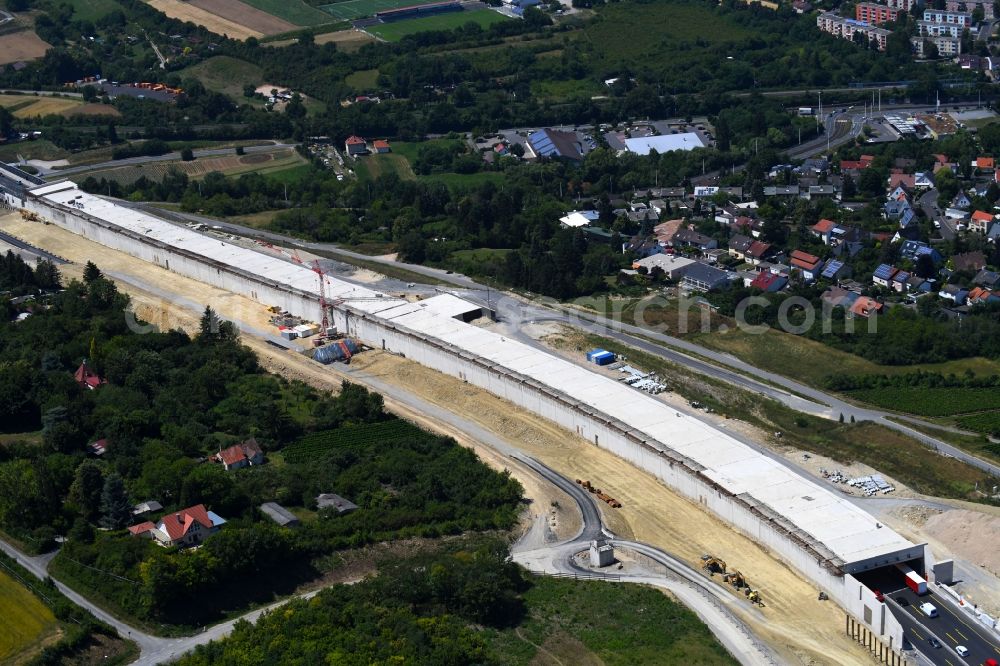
[586,349,608,362]
[593,351,615,365]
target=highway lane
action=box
[894,587,1000,665]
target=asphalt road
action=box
[889,587,1000,666]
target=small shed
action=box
[133,500,163,516]
[316,493,359,515]
[260,502,300,527]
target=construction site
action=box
[2,166,997,665]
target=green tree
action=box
[68,461,104,522]
[83,261,103,283]
[99,473,132,530]
[180,148,195,162]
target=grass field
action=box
[848,388,1000,418]
[57,0,122,21]
[486,577,737,665]
[319,0,447,20]
[238,0,335,25]
[0,139,68,163]
[180,56,263,101]
[74,150,307,186]
[354,152,416,181]
[345,68,380,89]
[0,567,60,663]
[368,10,510,40]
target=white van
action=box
[919,602,938,618]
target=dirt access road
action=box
[3,212,883,665]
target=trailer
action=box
[798,107,815,116]
[896,563,928,595]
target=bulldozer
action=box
[701,556,727,575]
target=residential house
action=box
[888,173,916,191]
[968,286,1000,305]
[806,185,838,201]
[623,236,663,258]
[811,218,838,244]
[951,191,972,210]
[891,270,912,292]
[653,219,684,247]
[213,438,264,471]
[952,250,986,273]
[974,268,1000,288]
[372,140,391,154]
[840,156,874,173]
[750,272,787,292]
[763,185,800,197]
[680,263,734,292]
[872,263,899,287]
[938,284,969,305]
[908,275,931,293]
[789,250,824,282]
[673,228,718,251]
[914,172,935,189]
[133,501,163,516]
[659,187,686,199]
[649,199,668,215]
[989,224,1000,244]
[822,286,859,309]
[970,210,995,233]
[631,254,696,279]
[260,502,300,528]
[702,248,727,264]
[74,360,105,390]
[884,199,911,220]
[850,296,884,318]
[899,240,942,264]
[316,493,359,515]
[88,439,107,456]
[627,209,660,226]
[820,259,850,281]
[975,157,996,171]
[129,504,226,548]
[344,135,367,156]
[745,240,774,264]
[559,210,599,228]
[728,234,754,259]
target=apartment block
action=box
[817,12,891,49]
[856,2,901,24]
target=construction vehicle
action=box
[701,555,727,574]
[574,479,622,508]
[747,589,763,606]
[725,570,746,589]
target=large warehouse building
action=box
[5,176,931,656]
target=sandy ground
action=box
[0,210,975,665]
[263,29,377,51]
[148,0,264,40]
[0,31,50,65]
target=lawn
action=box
[230,210,286,228]
[0,567,60,663]
[57,0,122,21]
[354,152,415,181]
[486,577,737,665]
[368,10,511,41]
[238,0,334,25]
[180,56,263,101]
[319,0,449,20]
[0,139,68,163]
[345,68,380,90]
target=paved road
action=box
[888,587,1000,666]
[130,205,1000,480]
[39,142,298,178]
[510,456,780,665]
[0,229,69,264]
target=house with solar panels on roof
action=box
[526,129,586,162]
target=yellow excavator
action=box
[702,556,727,575]
[746,589,763,606]
[725,570,747,589]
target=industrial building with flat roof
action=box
[624,133,705,155]
[4,176,930,657]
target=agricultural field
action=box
[0,94,82,118]
[73,149,307,185]
[283,420,428,463]
[238,0,335,26]
[180,56,264,101]
[187,0,297,34]
[956,411,1000,437]
[354,152,415,181]
[846,388,1000,417]
[0,567,60,663]
[319,0,456,20]
[0,31,51,66]
[312,28,376,51]
[367,10,510,41]
[0,139,67,163]
[64,103,121,117]
[147,0,265,40]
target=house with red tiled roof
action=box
[970,210,995,234]
[849,296,883,318]
[840,156,874,172]
[344,135,367,156]
[745,240,773,264]
[790,250,824,282]
[372,139,391,154]
[975,156,995,170]
[750,271,787,293]
[129,504,226,548]
[74,360,105,390]
[811,218,837,244]
[213,438,264,471]
[968,286,1000,305]
[888,173,915,191]
[653,219,684,247]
